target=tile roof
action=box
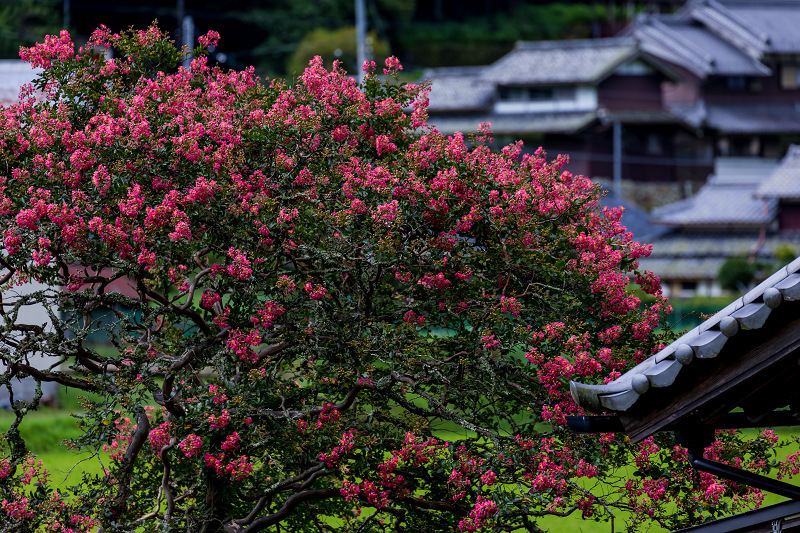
[481,37,639,86]
[639,232,800,279]
[688,0,769,58]
[669,103,800,134]
[570,255,800,420]
[694,0,800,55]
[705,105,800,134]
[628,14,771,78]
[0,60,39,105]
[651,180,777,227]
[644,233,800,259]
[630,0,800,80]
[423,66,494,113]
[637,256,727,280]
[711,157,781,186]
[757,145,800,200]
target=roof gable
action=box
[757,145,800,200]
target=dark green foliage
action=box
[718,256,756,292]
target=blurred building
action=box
[424,0,800,298]
[424,37,694,186]
[0,60,39,105]
[425,0,800,195]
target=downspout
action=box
[680,426,800,502]
[748,199,769,263]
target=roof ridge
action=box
[640,18,715,74]
[512,36,636,51]
[690,0,768,57]
[423,65,488,78]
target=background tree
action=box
[0,25,778,532]
[0,0,60,59]
[286,27,389,77]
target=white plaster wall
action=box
[493,86,597,114]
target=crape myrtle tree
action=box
[0,25,781,532]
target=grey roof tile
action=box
[571,255,800,415]
[757,145,800,199]
[706,105,800,134]
[712,157,781,186]
[671,104,800,134]
[651,184,776,227]
[638,257,728,280]
[699,0,800,55]
[628,13,770,78]
[645,233,800,258]
[424,66,495,113]
[650,157,779,227]
[480,37,639,86]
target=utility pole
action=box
[182,16,195,70]
[356,0,366,83]
[613,121,623,201]
[63,0,70,29]
[176,0,185,34]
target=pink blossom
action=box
[179,434,203,457]
[201,291,221,309]
[208,410,230,430]
[226,248,253,280]
[225,455,253,481]
[2,494,33,520]
[418,272,451,290]
[383,56,403,76]
[198,30,220,49]
[480,470,497,485]
[499,296,521,317]
[304,282,329,300]
[458,496,497,532]
[148,421,171,456]
[221,432,241,452]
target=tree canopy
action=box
[0,25,781,532]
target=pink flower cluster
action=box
[458,496,498,532]
[204,452,253,481]
[179,434,203,457]
[319,431,356,468]
[304,282,329,300]
[208,409,230,430]
[148,421,172,456]
[417,272,451,290]
[226,328,261,363]
[226,248,253,280]
[2,493,33,520]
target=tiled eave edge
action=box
[570,256,800,414]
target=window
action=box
[497,86,576,102]
[781,63,800,90]
[680,281,698,298]
[725,76,747,91]
[616,59,655,76]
